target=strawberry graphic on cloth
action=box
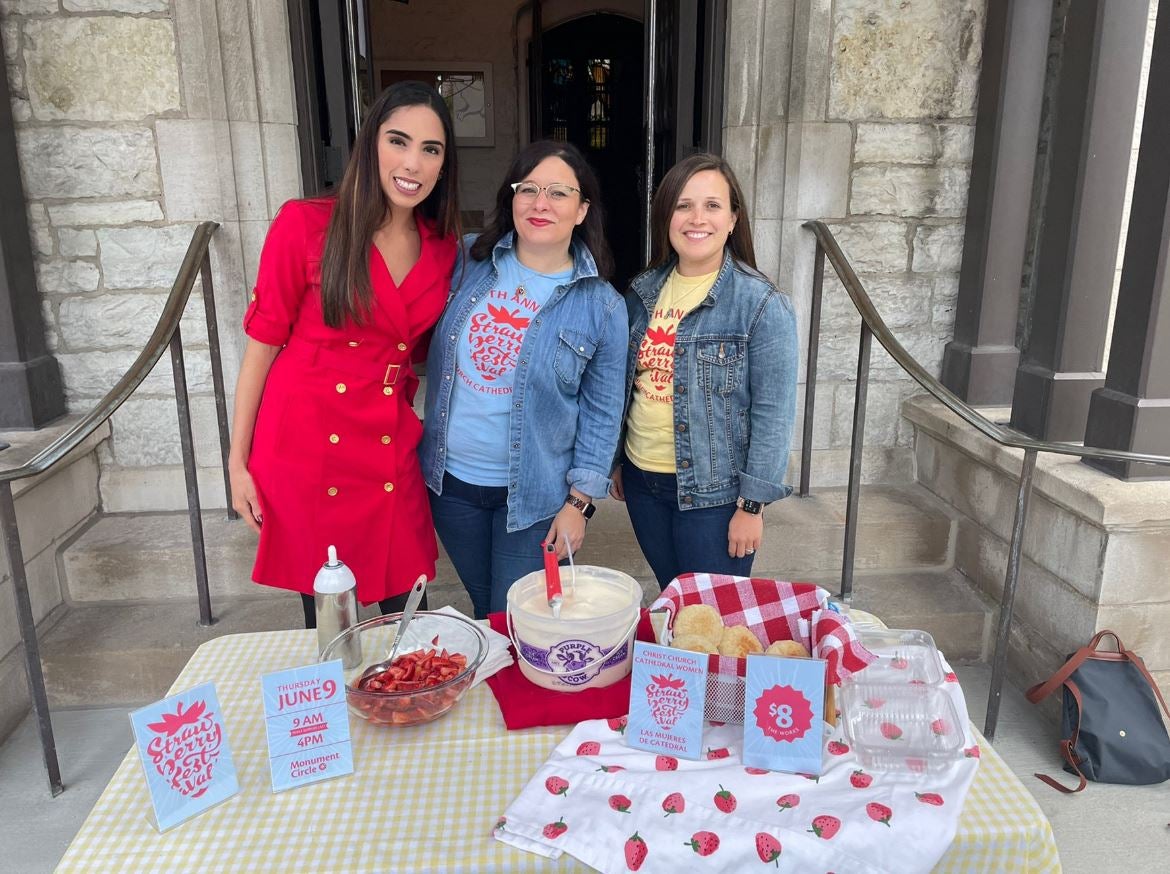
[713,784,737,813]
[545,775,570,796]
[542,818,568,839]
[776,793,800,810]
[866,802,894,827]
[755,833,782,866]
[808,815,841,839]
[624,832,648,870]
[144,699,223,798]
[609,794,633,813]
[662,791,685,816]
[685,830,720,856]
[645,673,690,730]
[850,769,873,789]
[636,323,680,396]
[915,792,945,806]
[462,296,538,387]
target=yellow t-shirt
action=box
[624,269,718,472]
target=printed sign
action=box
[626,641,708,760]
[130,682,239,832]
[742,654,826,775]
[261,660,354,792]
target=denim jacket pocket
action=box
[553,328,598,389]
[696,339,746,395]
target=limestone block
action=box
[723,124,758,216]
[912,223,965,272]
[829,378,908,448]
[110,395,224,468]
[41,299,58,352]
[228,120,269,220]
[18,127,159,199]
[56,228,96,258]
[854,124,936,164]
[252,0,297,124]
[822,272,934,331]
[26,202,53,257]
[1094,603,1170,670]
[217,0,260,121]
[62,1,170,11]
[12,96,31,122]
[0,1,57,14]
[56,348,213,398]
[938,124,975,163]
[794,122,851,219]
[0,451,99,565]
[930,275,959,330]
[262,122,303,213]
[725,0,764,126]
[754,121,786,220]
[753,218,781,283]
[57,292,209,351]
[1100,526,1170,606]
[790,381,835,451]
[829,0,983,120]
[97,224,199,289]
[100,463,231,512]
[0,550,62,665]
[817,330,862,381]
[35,258,99,294]
[824,221,909,272]
[2,19,20,92]
[157,118,234,221]
[851,166,968,218]
[22,18,180,122]
[48,199,164,226]
[758,0,794,122]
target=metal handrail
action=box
[2,220,236,797]
[801,220,1170,743]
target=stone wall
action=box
[726,0,984,488]
[1,1,301,512]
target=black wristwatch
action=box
[736,496,765,515]
[565,493,596,519]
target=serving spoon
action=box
[357,575,427,683]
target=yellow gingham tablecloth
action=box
[55,630,1060,873]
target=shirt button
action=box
[578,346,585,353]
[449,335,456,341]
[677,385,686,393]
[381,435,392,445]
[471,296,477,302]
[677,423,686,433]
[336,383,346,394]
[327,487,338,496]
[683,495,693,505]
[329,434,339,444]
[384,482,394,492]
[680,459,690,468]
[348,341,360,347]
[250,291,257,302]
[445,374,451,380]
[383,386,394,396]
[678,347,686,355]
[397,342,408,351]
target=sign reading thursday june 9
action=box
[626,641,708,760]
[130,682,240,832]
[261,660,354,792]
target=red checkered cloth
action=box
[649,572,875,684]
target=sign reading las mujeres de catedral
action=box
[742,653,826,775]
[130,682,240,832]
[626,641,708,760]
[261,659,354,792]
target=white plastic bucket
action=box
[506,565,642,692]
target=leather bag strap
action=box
[1025,629,1128,704]
[1033,679,1088,793]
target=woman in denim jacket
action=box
[420,141,627,618]
[612,154,799,589]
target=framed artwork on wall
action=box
[375,61,494,147]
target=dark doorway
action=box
[537,14,644,290]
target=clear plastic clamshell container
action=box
[855,628,946,686]
[839,681,964,773]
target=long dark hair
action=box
[647,153,756,271]
[320,81,461,327]
[470,140,614,280]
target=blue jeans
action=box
[621,460,755,589]
[429,472,553,619]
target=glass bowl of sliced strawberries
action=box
[322,611,488,727]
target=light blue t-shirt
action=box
[445,249,571,486]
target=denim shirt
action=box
[623,251,799,509]
[421,232,627,531]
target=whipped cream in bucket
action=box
[507,565,641,692]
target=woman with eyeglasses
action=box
[611,153,799,589]
[420,140,627,619]
[229,81,460,626]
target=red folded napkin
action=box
[485,609,656,730]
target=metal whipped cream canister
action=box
[313,545,361,669]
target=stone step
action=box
[61,485,955,603]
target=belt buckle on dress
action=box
[383,363,401,386]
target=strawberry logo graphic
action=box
[776,793,800,810]
[144,699,223,798]
[944,671,958,683]
[576,741,601,756]
[466,303,533,384]
[608,716,628,734]
[662,791,685,816]
[706,747,730,760]
[685,831,720,856]
[545,775,570,796]
[915,792,944,806]
[827,740,850,756]
[755,833,782,866]
[713,784,737,813]
[487,303,530,329]
[808,815,841,839]
[930,718,950,736]
[646,325,677,347]
[655,755,678,771]
[608,794,632,813]
[542,817,568,839]
[964,745,981,758]
[866,802,893,827]
[645,673,689,730]
[879,721,903,740]
[624,832,648,871]
[850,769,872,789]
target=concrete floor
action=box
[1,665,1166,872]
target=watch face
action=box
[582,502,596,519]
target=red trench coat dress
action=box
[243,198,456,603]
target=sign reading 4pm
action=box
[260,660,354,792]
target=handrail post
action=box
[984,447,1038,741]
[800,242,826,497]
[841,322,872,604]
[170,326,215,626]
[199,251,236,521]
[0,481,63,795]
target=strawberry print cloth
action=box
[494,658,980,873]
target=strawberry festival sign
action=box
[260,660,354,792]
[742,654,826,775]
[626,641,707,760]
[129,682,239,831]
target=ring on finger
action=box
[746,547,755,555]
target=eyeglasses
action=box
[510,181,582,202]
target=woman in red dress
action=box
[228,82,460,625]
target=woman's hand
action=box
[727,508,763,559]
[230,462,264,533]
[545,503,588,558]
[609,465,625,501]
